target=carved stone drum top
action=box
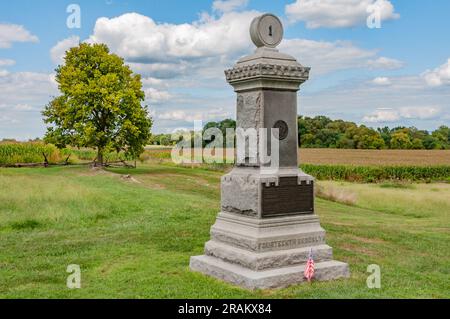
[250,13,284,48]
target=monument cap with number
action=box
[225,14,309,93]
[250,13,284,48]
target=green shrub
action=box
[62,148,132,162]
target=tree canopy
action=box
[298,116,449,149]
[42,43,152,164]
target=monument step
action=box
[205,240,333,271]
[211,228,327,253]
[210,212,327,253]
[190,255,350,290]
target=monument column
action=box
[190,13,349,289]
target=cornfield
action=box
[0,142,134,165]
[300,164,450,182]
[0,142,62,165]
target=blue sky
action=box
[1,0,449,139]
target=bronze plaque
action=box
[261,177,314,218]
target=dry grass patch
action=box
[315,183,357,206]
[299,149,450,166]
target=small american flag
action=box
[304,248,315,282]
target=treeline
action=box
[298,116,449,149]
[149,116,450,150]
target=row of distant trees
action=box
[150,116,450,150]
[298,116,449,150]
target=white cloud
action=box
[0,103,34,111]
[0,23,39,48]
[0,58,15,66]
[157,108,230,123]
[144,87,172,103]
[0,72,57,103]
[0,59,16,77]
[372,77,391,85]
[87,11,258,66]
[399,106,442,120]
[0,114,19,124]
[423,58,450,87]
[0,72,57,112]
[363,108,399,122]
[280,39,403,75]
[363,106,442,123]
[142,77,166,87]
[86,10,403,87]
[158,110,201,122]
[212,0,249,13]
[128,61,190,79]
[285,0,399,28]
[367,57,404,70]
[13,104,34,111]
[50,36,80,65]
[0,71,58,139]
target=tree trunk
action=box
[97,148,104,166]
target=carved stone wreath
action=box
[272,120,289,140]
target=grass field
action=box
[0,164,449,298]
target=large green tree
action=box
[43,43,152,165]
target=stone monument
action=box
[190,13,350,289]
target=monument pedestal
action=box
[190,207,349,290]
[190,14,349,289]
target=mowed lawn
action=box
[0,164,449,298]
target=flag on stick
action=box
[304,248,315,282]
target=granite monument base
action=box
[190,212,350,290]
